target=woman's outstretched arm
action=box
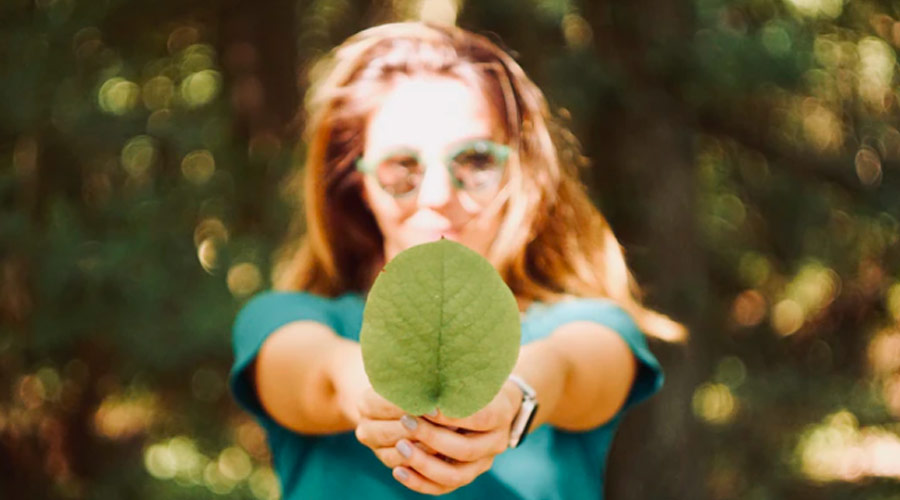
[252,317,637,436]
[515,321,638,431]
[252,321,367,435]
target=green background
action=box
[1,0,898,498]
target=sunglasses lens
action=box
[450,144,506,191]
[375,154,422,196]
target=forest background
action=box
[1,0,899,498]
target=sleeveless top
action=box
[229,291,663,500]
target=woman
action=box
[230,21,685,499]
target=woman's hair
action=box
[273,22,686,342]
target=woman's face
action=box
[360,75,507,263]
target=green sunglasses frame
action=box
[355,138,511,198]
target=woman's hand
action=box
[355,381,522,496]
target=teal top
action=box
[229,291,663,500]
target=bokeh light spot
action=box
[98,77,140,115]
[217,446,252,482]
[144,444,177,479]
[855,147,882,187]
[93,390,158,440]
[194,218,229,247]
[121,135,158,178]
[784,0,844,19]
[802,100,842,153]
[227,263,262,298]
[142,76,174,111]
[857,37,894,111]
[732,289,767,327]
[180,70,221,108]
[249,466,280,500]
[179,44,216,77]
[761,22,791,56]
[887,283,900,322]
[17,375,46,410]
[772,299,805,336]
[692,383,737,424]
[197,238,219,274]
[796,410,900,482]
[181,149,216,185]
[868,328,900,376]
[204,460,236,494]
[562,14,593,49]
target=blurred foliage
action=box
[1,0,898,499]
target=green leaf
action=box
[360,238,521,418]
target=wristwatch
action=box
[507,374,539,449]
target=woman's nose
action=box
[415,160,453,209]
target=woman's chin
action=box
[411,230,459,244]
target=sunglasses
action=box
[355,138,510,200]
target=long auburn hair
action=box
[273,22,686,342]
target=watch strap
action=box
[507,374,539,449]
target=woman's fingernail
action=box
[396,439,412,458]
[401,414,418,431]
[395,467,410,481]
[426,409,438,417]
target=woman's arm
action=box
[253,321,368,434]
[516,320,638,431]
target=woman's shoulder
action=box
[234,289,366,333]
[521,295,645,343]
[238,289,365,311]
